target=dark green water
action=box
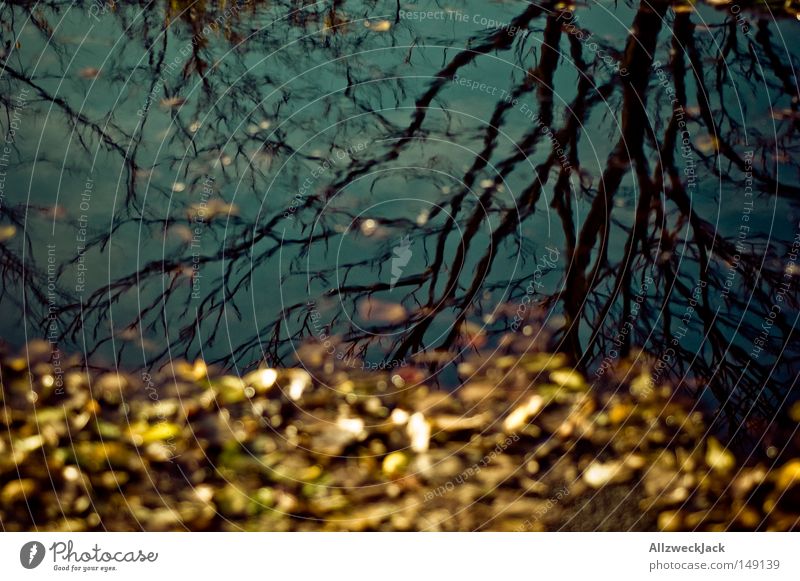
[1,0,799,448]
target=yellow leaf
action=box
[705,437,735,473]
[503,395,544,432]
[369,20,391,32]
[382,451,409,478]
[0,225,17,242]
[142,422,181,444]
[550,369,587,390]
[244,368,278,392]
[789,401,800,422]
[775,460,800,491]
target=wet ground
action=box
[2,343,798,531]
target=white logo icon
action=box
[390,235,413,290]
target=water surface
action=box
[2,0,800,449]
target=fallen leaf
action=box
[358,298,406,324]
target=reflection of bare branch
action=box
[2,0,799,452]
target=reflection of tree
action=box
[1,0,799,448]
